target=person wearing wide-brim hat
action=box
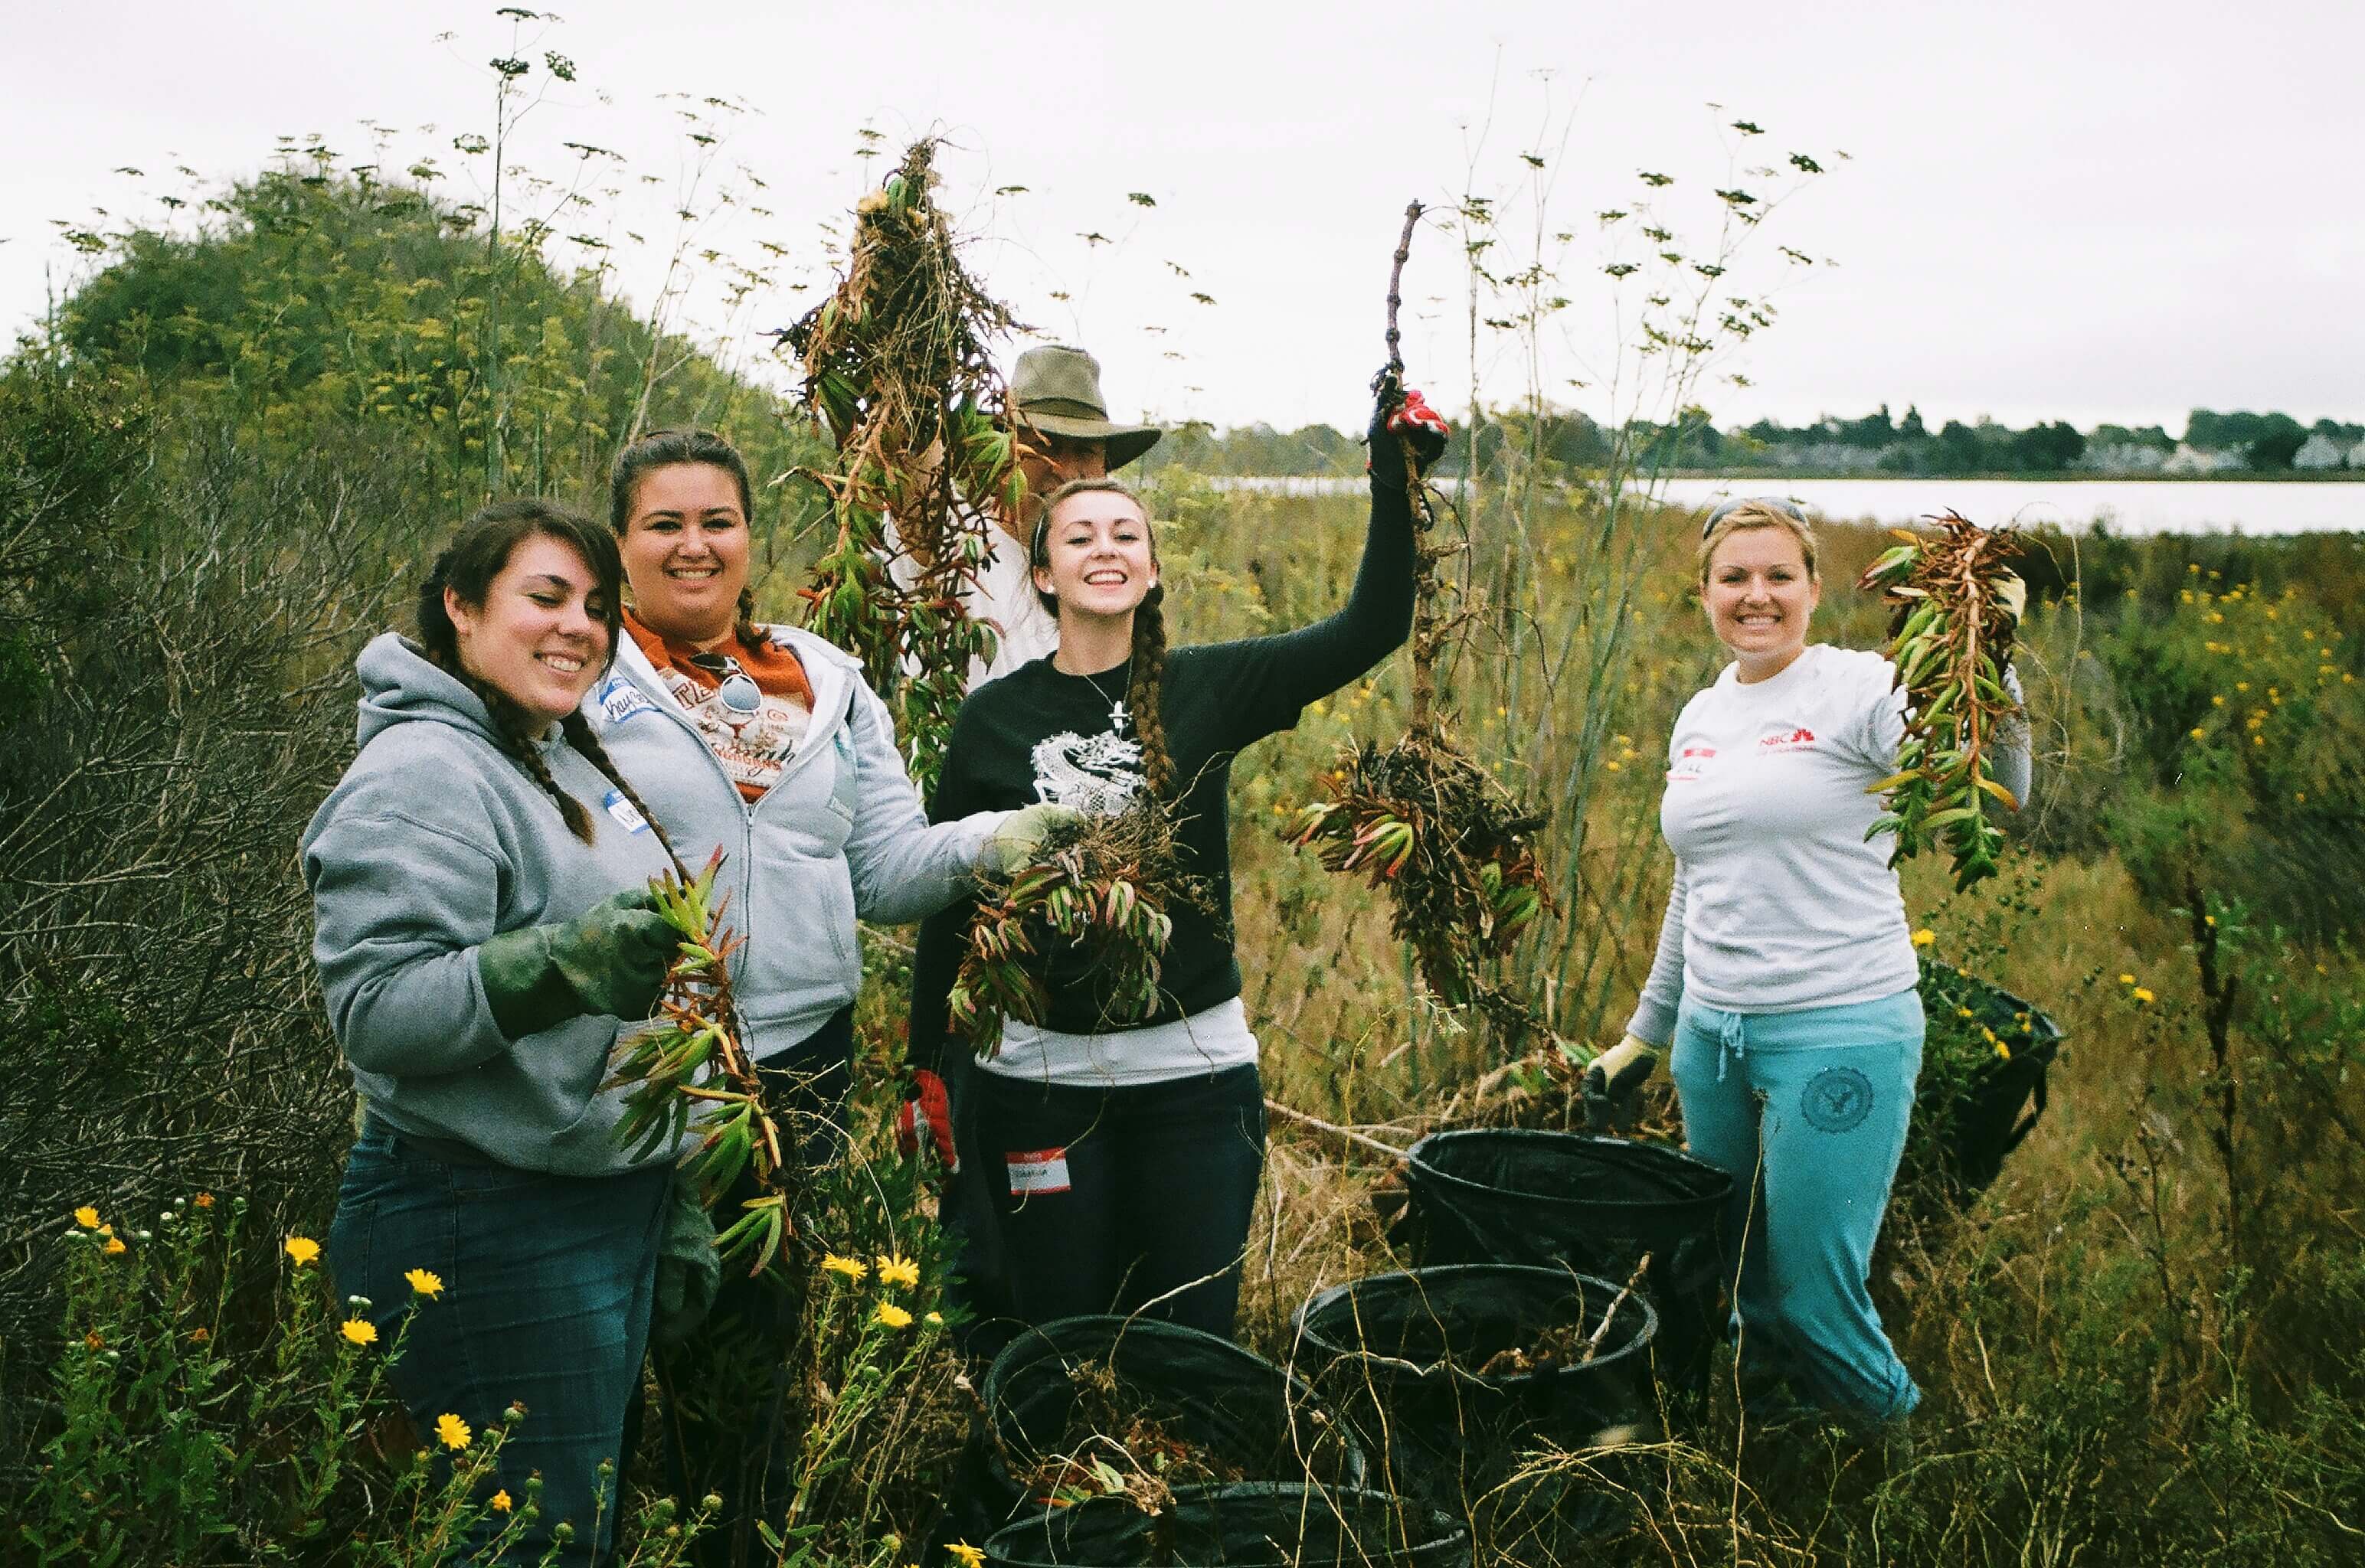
[885,343,1162,690]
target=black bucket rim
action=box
[983,1481,1470,1567]
[983,1313,1365,1494]
[1922,959,2068,1051]
[1404,1127,1732,1217]
[1289,1262,1660,1393]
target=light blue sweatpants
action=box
[1670,988,1925,1424]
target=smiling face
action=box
[445,534,612,724]
[1033,488,1155,626]
[1703,524,1820,679]
[619,461,751,646]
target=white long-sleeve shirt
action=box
[882,507,1058,691]
[1624,643,2030,1045]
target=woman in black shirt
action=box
[907,389,1444,1338]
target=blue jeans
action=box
[1669,989,1925,1424]
[968,1063,1267,1339]
[328,1125,669,1564]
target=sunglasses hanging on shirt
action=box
[687,652,764,715]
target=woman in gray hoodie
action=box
[305,500,686,1566]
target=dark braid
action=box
[1032,476,1173,799]
[416,498,627,847]
[564,714,688,876]
[1125,582,1173,800]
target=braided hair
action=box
[1032,477,1174,799]
[417,498,670,851]
[610,427,764,650]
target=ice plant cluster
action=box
[607,848,798,1282]
[1859,508,2029,891]
[783,136,1025,793]
[947,805,1205,1054]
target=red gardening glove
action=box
[1367,384,1451,486]
[897,1068,958,1173]
[1391,388,1451,472]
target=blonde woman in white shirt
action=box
[1588,498,2027,1432]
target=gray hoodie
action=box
[582,624,999,1061]
[302,633,680,1176]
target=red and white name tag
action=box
[1004,1148,1072,1196]
[1668,745,1716,783]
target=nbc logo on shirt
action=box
[1758,727,1817,752]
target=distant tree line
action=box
[1154,404,2365,479]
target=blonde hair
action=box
[1697,500,1820,587]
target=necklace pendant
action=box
[1108,699,1130,733]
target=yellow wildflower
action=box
[193,1192,214,1209]
[1909,929,1935,948]
[285,1236,321,1267]
[74,1206,100,1230]
[948,1546,986,1568]
[341,1318,378,1347]
[822,1254,868,1283]
[875,1254,921,1291]
[1995,1040,2013,1061]
[2188,728,2205,741]
[84,1330,104,1351]
[436,1413,473,1451]
[926,1311,945,1326]
[406,1268,445,1299]
[189,1328,210,1344]
[875,1302,914,1330]
[2131,987,2155,1004]
[490,1490,513,1514]
[2118,974,2135,985]
[104,1237,126,1256]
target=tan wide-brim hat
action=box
[1010,345,1162,472]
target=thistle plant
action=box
[948,805,1208,1054]
[607,848,797,1282]
[1859,509,2028,891]
[783,137,1025,793]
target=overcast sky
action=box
[6,0,2358,437]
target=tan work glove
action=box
[1582,1034,1662,1133]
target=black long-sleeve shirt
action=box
[908,479,1415,1074]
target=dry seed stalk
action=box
[783,137,1025,794]
[1284,202,1555,1013]
[607,848,798,1282]
[1858,509,2027,891]
[949,805,1209,1055]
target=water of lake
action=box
[1652,479,2357,537]
[1202,475,2361,537]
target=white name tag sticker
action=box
[602,789,651,835]
[1005,1148,1072,1196]
[597,677,656,725]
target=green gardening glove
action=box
[1583,1034,1662,1133]
[979,802,1082,877]
[476,888,679,1041]
[650,1173,720,1350]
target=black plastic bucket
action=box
[947,1316,1367,1544]
[1396,1129,1730,1391]
[1290,1264,1655,1534]
[983,1483,1467,1567]
[1918,962,2066,1195]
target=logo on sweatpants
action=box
[1801,1066,1875,1132]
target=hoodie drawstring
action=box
[1716,1008,1747,1083]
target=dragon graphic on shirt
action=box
[1030,728,1143,815]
